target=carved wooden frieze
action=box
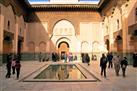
[0,0,28,21]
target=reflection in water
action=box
[34,64,86,80]
[58,65,69,80]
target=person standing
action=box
[121,57,128,77]
[39,52,42,62]
[81,53,84,63]
[52,52,56,62]
[100,54,108,78]
[5,54,12,78]
[113,55,121,76]
[85,53,90,65]
[15,61,21,79]
[107,52,113,68]
[68,53,71,62]
[64,53,67,63]
[74,55,77,61]
[11,58,16,75]
[133,52,137,67]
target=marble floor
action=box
[0,60,137,91]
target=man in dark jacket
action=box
[121,57,128,77]
[107,52,113,68]
[100,54,108,78]
[133,52,137,67]
[85,53,90,65]
[15,61,21,79]
[5,54,12,78]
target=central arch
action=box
[58,41,69,59]
[58,41,69,48]
[51,19,76,53]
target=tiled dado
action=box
[0,54,2,65]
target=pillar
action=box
[100,22,106,53]
[108,16,114,52]
[122,16,128,56]
[22,23,27,52]
[0,6,4,65]
[13,16,19,54]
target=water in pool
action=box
[34,64,86,80]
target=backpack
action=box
[102,57,107,64]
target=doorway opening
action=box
[58,41,69,59]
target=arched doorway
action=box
[115,35,122,52]
[81,41,89,53]
[58,41,69,59]
[39,41,46,53]
[92,41,99,53]
[105,39,110,52]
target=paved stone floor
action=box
[0,60,137,91]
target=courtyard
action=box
[1,60,137,91]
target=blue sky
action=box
[29,0,48,2]
[80,0,100,1]
[28,0,100,2]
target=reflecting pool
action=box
[34,64,86,80]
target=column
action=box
[22,23,27,52]
[21,23,27,60]
[14,16,19,54]
[108,16,114,52]
[0,8,4,65]
[122,16,128,55]
[100,22,105,53]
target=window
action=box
[135,8,137,22]
[106,25,109,34]
[117,19,119,30]
[7,21,10,30]
[20,28,22,35]
[0,6,1,14]
[136,8,137,15]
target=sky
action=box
[28,0,100,3]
